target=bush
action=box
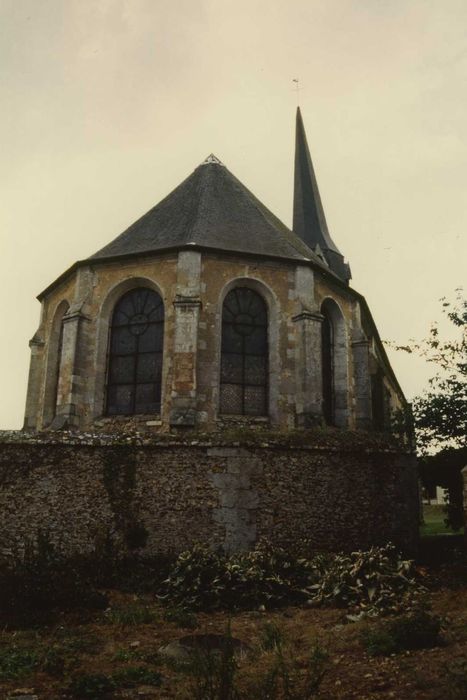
[0,535,108,625]
[306,544,419,617]
[160,541,420,616]
[160,541,316,611]
[361,610,441,656]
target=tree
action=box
[393,290,466,530]
[410,291,466,454]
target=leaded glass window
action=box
[106,288,164,415]
[220,288,268,416]
[321,311,334,425]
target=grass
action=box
[420,504,463,537]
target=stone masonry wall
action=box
[0,432,419,558]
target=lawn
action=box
[420,504,464,537]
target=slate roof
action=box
[293,108,351,282]
[89,154,324,266]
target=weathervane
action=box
[292,78,302,105]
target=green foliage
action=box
[160,540,316,611]
[445,657,467,699]
[361,610,441,656]
[259,622,285,651]
[408,291,466,452]
[69,672,115,698]
[0,532,108,625]
[111,665,162,688]
[104,602,158,626]
[420,448,467,531]
[161,541,419,616]
[308,544,419,618]
[163,606,199,629]
[0,646,39,681]
[185,624,239,700]
[69,666,162,698]
[254,644,328,700]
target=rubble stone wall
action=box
[0,432,420,558]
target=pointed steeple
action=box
[293,107,351,282]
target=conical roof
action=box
[90,154,324,266]
[293,108,351,282]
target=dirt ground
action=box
[1,575,466,700]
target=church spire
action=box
[293,107,351,283]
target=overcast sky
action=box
[1,0,466,429]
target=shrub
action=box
[160,541,315,611]
[361,610,441,656]
[0,535,108,625]
[160,541,420,616]
[306,543,420,617]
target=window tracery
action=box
[220,287,268,416]
[106,288,164,415]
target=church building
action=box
[0,109,419,558]
[24,109,405,435]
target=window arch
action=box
[320,298,349,427]
[42,300,69,426]
[220,287,268,416]
[321,309,334,425]
[106,288,164,415]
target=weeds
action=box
[69,672,114,698]
[361,610,442,656]
[259,622,285,651]
[0,646,39,681]
[249,643,328,700]
[104,602,158,625]
[164,606,199,629]
[69,666,162,698]
[111,665,162,688]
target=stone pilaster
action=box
[52,266,94,429]
[352,336,373,430]
[52,309,90,428]
[169,251,202,427]
[23,333,45,430]
[292,310,324,427]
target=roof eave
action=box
[37,243,339,301]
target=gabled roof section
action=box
[89,154,324,266]
[293,107,351,283]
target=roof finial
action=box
[292,78,301,106]
[202,154,224,166]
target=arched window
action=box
[43,300,69,426]
[53,312,67,417]
[220,287,268,416]
[106,288,164,415]
[321,309,334,425]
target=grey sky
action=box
[1,0,466,428]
